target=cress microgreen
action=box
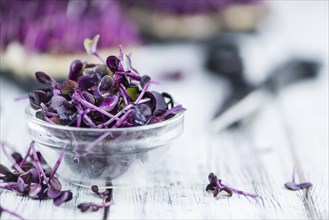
[284,167,313,191]
[206,173,258,198]
[0,141,72,210]
[29,35,185,128]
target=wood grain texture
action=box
[109,105,316,219]
[1,72,328,219]
[1,2,328,216]
[107,73,328,219]
[275,78,329,219]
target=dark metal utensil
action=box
[211,59,321,132]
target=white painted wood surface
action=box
[1,1,328,219]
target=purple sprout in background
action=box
[28,35,185,128]
[160,70,184,81]
[284,167,313,191]
[120,0,261,15]
[206,173,258,198]
[0,0,139,54]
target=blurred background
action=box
[0,0,328,153]
[0,3,328,218]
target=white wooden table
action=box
[1,1,328,219]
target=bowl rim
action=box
[25,105,184,132]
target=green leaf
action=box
[84,34,100,55]
[60,80,78,95]
[126,87,139,101]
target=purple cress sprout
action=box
[3,36,185,217]
[0,141,72,206]
[28,35,185,129]
[77,185,113,213]
[284,167,313,191]
[206,173,258,198]
[78,201,114,213]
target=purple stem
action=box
[0,206,25,220]
[151,116,162,123]
[43,73,61,90]
[53,89,61,95]
[45,112,58,117]
[220,183,258,198]
[97,98,150,128]
[99,200,114,208]
[14,95,29,101]
[125,71,142,81]
[51,78,62,89]
[44,115,56,124]
[113,109,133,128]
[76,109,89,127]
[98,91,110,100]
[98,104,132,128]
[69,132,80,163]
[0,182,17,190]
[135,82,150,105]
[76,106,96,128]
[72,94,119,121]
[150,79,160,85]
[31,142,48,185]
[50,148,65,178]
[83,114,97,128]
[1,143,24,173]
[119,84,129,106]
[79,200,114,211]
[118,45,124,60]
[292,166,296,183]
[161,104,183,118]
[213,176,257,198]
[92,52,106,64]
[40,103,49,111]
[84,132,112,153]
[19,142,33,167]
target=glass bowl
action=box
[25,106,184,188]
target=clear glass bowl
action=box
[25,106,184,188]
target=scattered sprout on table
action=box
[0,141,117,215]
[206,172,258,198]
[284,167,313,191]
[91,185,110,199]
[77,185,113,213]
[78,201,114,213]
[0,141,72,206]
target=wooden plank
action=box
[108,78,325,218]
[1,55,327,219]
[109,105,312,219]
[274,78,329,219]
